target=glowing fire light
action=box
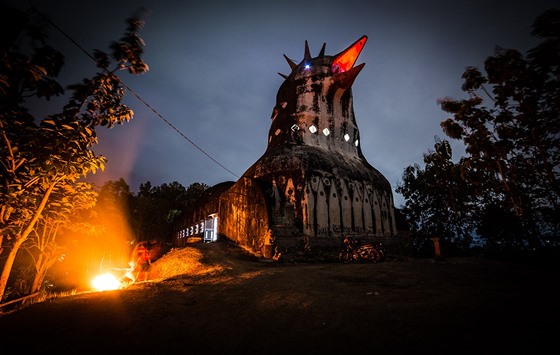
[92,273,121,291]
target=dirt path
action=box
[0,241,557,354]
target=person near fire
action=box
[133,243,151,281]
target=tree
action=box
[131,181,208,243]
[23,182,98,294]
[398,8,559,258]
[396,138,476,256]
[438,8,559,249]
[0,5,149,300]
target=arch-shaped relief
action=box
[371,190,383,235]
[327,177,340,234]
[271,178,281,212]
[285,178,296,207]
[310,175,320,193]
[303,180,315,235]
[363,183,373,234]
[352,181,364,232]
[339,180,352,232]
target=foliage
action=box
[131,181,208,243]
[0,4,149,301]
[396,138,477,256]
[398,9,559,258]
[23,182,98,294]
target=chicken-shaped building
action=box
[175,36,397,259]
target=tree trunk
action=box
[0,236,25,300]
[0,180,57,300]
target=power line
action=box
[30,3,240,179]
[124,85,240,178]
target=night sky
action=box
[4,0,558,207]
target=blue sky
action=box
[4,0,558,207]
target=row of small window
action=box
[177,222,205,238]
[288,124,359,146]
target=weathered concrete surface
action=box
[176,37,399,257]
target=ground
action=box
[0,241,558,354]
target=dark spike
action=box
[333,62,365,89]
[304,40,311,60]
[318,43,326,56]
[283,54,297,70]
[278,72,288,79]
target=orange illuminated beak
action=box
[332,35,367,89]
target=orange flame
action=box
[91,273,121,291]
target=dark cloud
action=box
[5,0,557,207]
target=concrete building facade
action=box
[175,36,397,259]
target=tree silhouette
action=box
[399,8,559,257]
[0,4,149,300]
